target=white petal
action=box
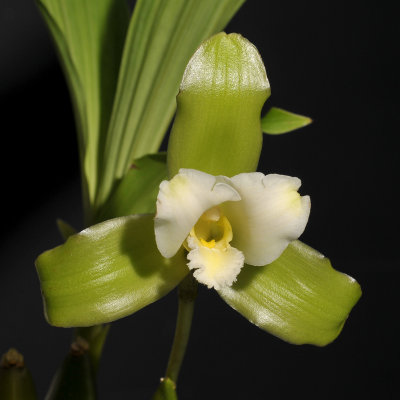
[222,173,311,266]
[155,169,240,258]
[187,243,245,290]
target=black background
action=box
[0,0,398,398]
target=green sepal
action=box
[96,153,167,223]
[152,378,178,400]
[261,107,312,135]
[167,33,270,178]
[0,349,37,400]
[45,340,96,400]
[218,241,361,346]
[36,214,189,327]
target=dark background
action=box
[1,0,398,398]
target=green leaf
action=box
[218,241,361,346]
[261,107,312,135]
[96,0,246,207]
[152,378,178,400]
[56,219,77,241]
[0,349,37,400]
[167,33,270,178]
[36,215,188,327]
[96,153,168,222]
[37,0,129,219]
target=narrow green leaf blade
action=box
[96,153,167,222]
[56,219,77,241]
[36,215,188,327]
[96,0,246,206]
[37,0,129,213]
[218,241,361,346]
[261,107,312,134]
[152,378,178,400]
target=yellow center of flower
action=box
[200,238,216,248]
[188,207,233,250]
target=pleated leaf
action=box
[218,240,361,346]
[36,215,189,327]
[37,0,129,217]
[96,0,246,207]
[261,107,312,134]
[96,153,167,223]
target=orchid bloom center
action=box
[185,206,243,290]
[154,168,311,290]
[188,207,232,250]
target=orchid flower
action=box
[155,169,310,290]
[32,6,362,396]
[35,32,360,354]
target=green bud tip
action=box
[1,348,25,368]
[70,337,90,357]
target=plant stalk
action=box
[75,324,110,375]
[165,273,198,383]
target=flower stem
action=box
[165,273,198,383]
[75,324,110,375]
